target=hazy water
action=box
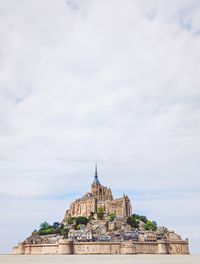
[0,255,199,264]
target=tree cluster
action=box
[126,214,157,231]
[33,221,69,237]
[67,216,89,229]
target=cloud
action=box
[0,0,200,253]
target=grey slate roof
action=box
[92,164,101,185]
[92,175,101,185]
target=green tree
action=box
[60,228,69,238]
[52,222,60,229]
[126,216,139,228]
[108,213,116,222]
[67,217,76,225]
[144,220,157,231]
[75,216,89,226]
[39,221,51,230]
[152,221,157,228]
[97,207,104,220]
[132,214,148,223]
[60,223,64,229]
[39,227,54,235]
[139,215,148,223]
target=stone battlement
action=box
[13,240,189,255]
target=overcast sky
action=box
[0,0,200,253]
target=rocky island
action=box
[13,166,189,255]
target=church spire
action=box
[95,163,98,178]
[92,164,100,185]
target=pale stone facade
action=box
[63,166,132,221]
[13,240,189,255]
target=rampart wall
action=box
[13,239,189,255]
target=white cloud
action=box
[0,0,200,253]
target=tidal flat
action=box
[0,255,199,264]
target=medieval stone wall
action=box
[169,241,190,254]
[13,240,189,255]
[73,242,121,254]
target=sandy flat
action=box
[0,255,199,264]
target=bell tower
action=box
[91,164,113,201]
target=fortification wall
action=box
[12,241,73,255]
[24,244,59,254]
[169,240,189,254]
[12,240,189,255]
[73,242,121,254]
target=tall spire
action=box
[92,163,100,185]
[95,163,98,178]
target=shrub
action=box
[126,216,139,228]
[38,228,54,235]
[75,216,89,226]
[39,221,51,231]
[67,217,76,225]
[97,207,104,220]
[108,213,116,222]
[60,228,69,238]
[133,214,148,223]
[144,220,157,231]
[52,222,61,229]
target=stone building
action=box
[13,165,190,255]
[63,165,132,221]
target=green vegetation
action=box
[126,216,139,228]
[108,213,116,222]
[133,214,148,223]
[34,221,69,236]
[60,228,69,238]
[52,222,61,229]
[75,216,89,226]
[33,212,158,238]
[38,221,53,235]
[67,217,76,225]
[144,220,157,231]
[42,215,89,231]
[97,207,104,220]
[40,221,51,230]
[126,214,158,231]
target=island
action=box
[13,166,189,255]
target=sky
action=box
[0,0,200,254]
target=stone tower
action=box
[91,164,113,201]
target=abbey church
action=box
[63,165,132,221]
[13,165,189,255]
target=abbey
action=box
[13,165,189,255]
[63,165,132,221]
